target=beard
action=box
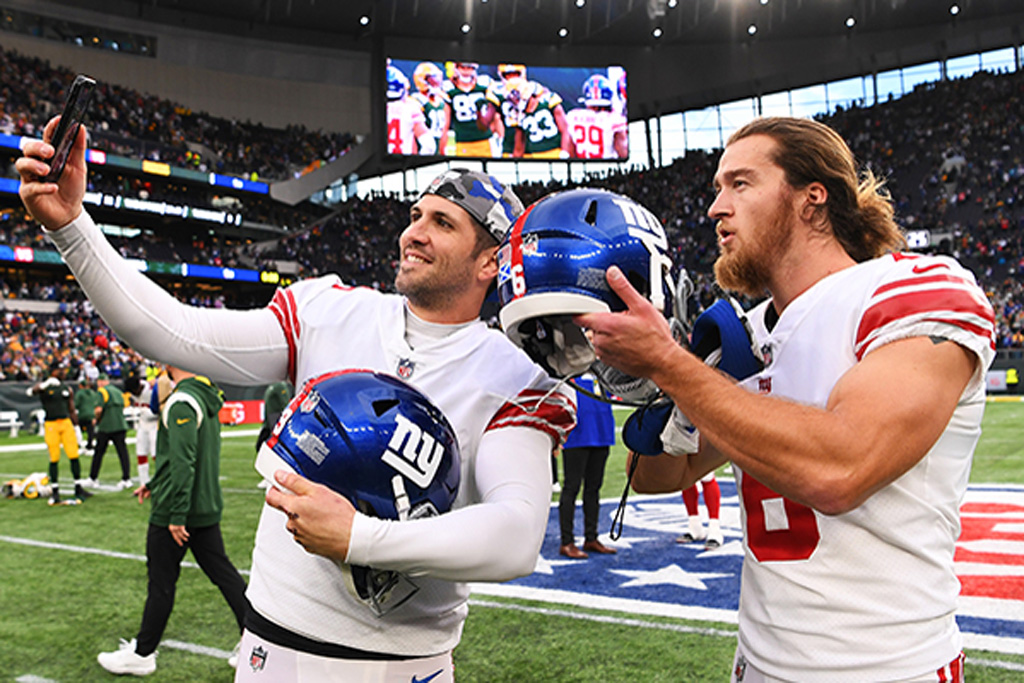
[714,195,795,299]
[394,256,476,312]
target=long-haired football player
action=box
[578,116,993,682]
[18,113,575,681]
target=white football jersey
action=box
[733,253,995,681]
[386,98,426,155]
[565,108,627,159]
[247,277,575,656]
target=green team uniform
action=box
[412,92,449,142]
[97,384,128,433]
[263,381,292,428]
[74,386,100,421]
[520,88,564,156]
[484,81,520,156]
[39,382,73,420]
[148,376,225,527]
[443,75,492,143]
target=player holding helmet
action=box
[18,106,575,681]
[563,74,628,160]
[577,117,993,682]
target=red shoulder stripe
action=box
[855,288,995,360]
[268,288,300,384]
[485,388,577,447]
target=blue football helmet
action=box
[580,74,614,108]
[386,65,410,100]
[497,188,676,400]
[256,369,460,615]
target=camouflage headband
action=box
[420,168,524,243]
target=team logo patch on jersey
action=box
[734,654,747,681]
[397,358,416,380]
[760,343,773,368]
[249,645,267,672]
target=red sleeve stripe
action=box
[486,389,578,447]
[855,288,995,360]
[268,288,300,384]
[872,272,974,297]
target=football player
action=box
[18,116,575,681]
[563,74,628,160]
[29,363,91,504]
[442,62,495,157]
[385,65,436,156]
[578,116,993,682]
[411,62,450,155]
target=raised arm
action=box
[17,120,289,385]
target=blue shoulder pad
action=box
[690,299,763,381]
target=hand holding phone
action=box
[42,74,96,183]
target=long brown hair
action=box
[728,117,906,261]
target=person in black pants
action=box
[559,373,618,559]
[97,366,250,676]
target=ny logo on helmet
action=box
[382,413,445,488]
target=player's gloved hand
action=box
[660,407,700,456]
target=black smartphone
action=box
[42,74,96,183]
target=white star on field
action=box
[610,563,731,590]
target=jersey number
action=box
[572,123,604,158]
[387,118,403,154]
[740,473,820,562]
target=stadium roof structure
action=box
[36,0,1024,50]
[19,0,1024,192]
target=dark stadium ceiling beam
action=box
[23,0,1024,50]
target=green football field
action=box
[1,401,1023,682]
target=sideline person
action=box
[97,366,250,676]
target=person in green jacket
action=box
[74,377,100,454]
[255,380,292,452]
[97,365,250,677]
[88,374,132,489]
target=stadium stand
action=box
[1,46,1023,385]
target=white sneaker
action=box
[228,638,241,668]
[97,638,156,676]
[117,479,134,491]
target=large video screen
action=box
[385,58,628,161]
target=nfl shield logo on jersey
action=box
[397,358,416,379]
[249,645,267,673]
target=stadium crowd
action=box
[0,44,355,181]
[3,63,1024,382]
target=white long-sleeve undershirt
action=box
[46,210,289,385]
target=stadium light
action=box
[558,27,569,38]
[846,16,856,28]
[461,23,471,33]
[747,24,757,36]
[668,0,677,8]
[359,15,370,26]
[949,5,960,16]
[576,0,585,7]
[652,27,663,38]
